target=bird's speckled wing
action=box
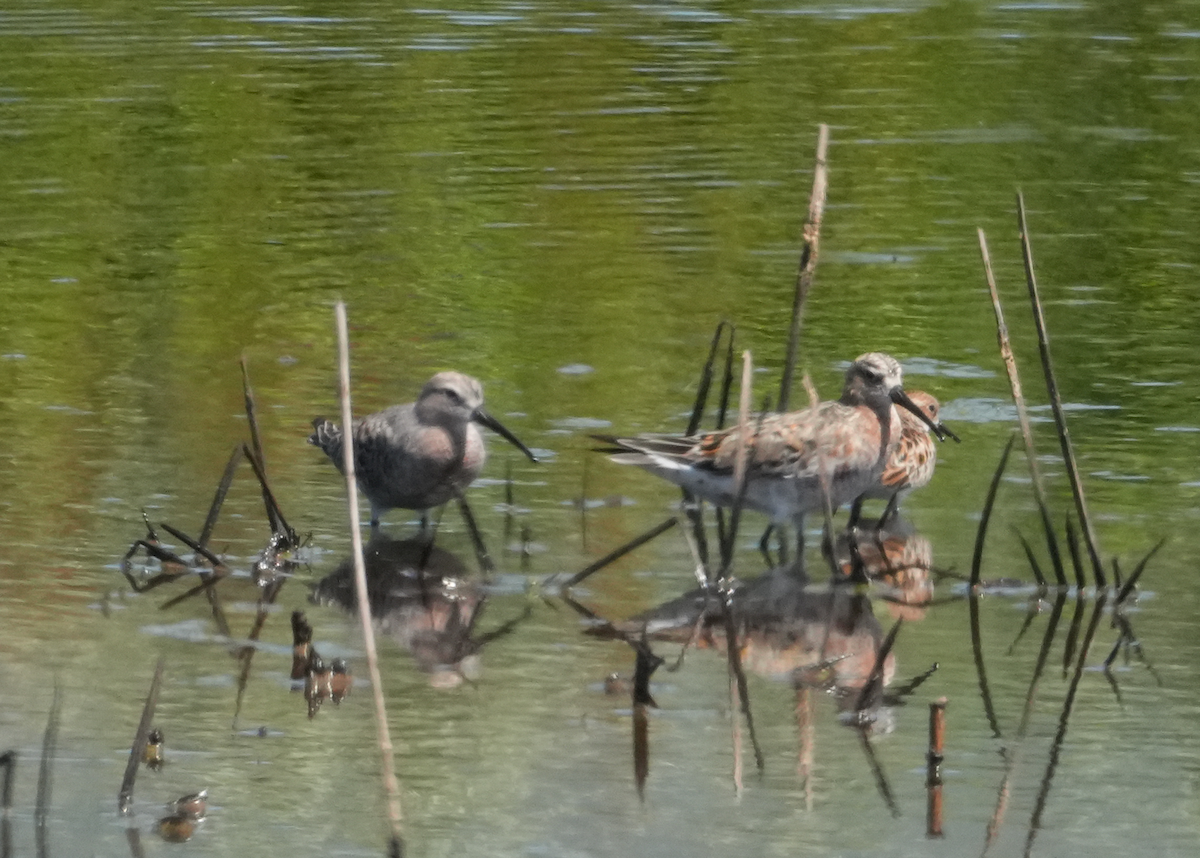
[690,401,887,480]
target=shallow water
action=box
[2,1,1199,855]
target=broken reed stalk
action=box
[118,657,164,815]
[1116,538,1164,607]
[198,445,243,550]
[1013,530,1049,588]
[779,123,830,412]
[1063,515,1086,591]
[687,320,735,436]
[562,517,678,589]
[926,698,947,839]
[241,443,296,542]
[159,522,224,570]
[978,227,1066,587]
[970,434,1016,588]
[1016,193,1105,589]
[240,355,281,536]
[333,301,404,850]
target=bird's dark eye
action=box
[442,388,463,404]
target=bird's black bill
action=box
[474,409,539,462]
[890,388,960,443]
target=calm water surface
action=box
[1,1,1199,855]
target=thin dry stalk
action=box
[1016,193,1105,588]
[716,352,766,774]
[794,685,814,811]
[720,351,755,576]
[333,302,404,849]
[978,227,1065,586]
[779,124,830,412]
[118,658,164,815]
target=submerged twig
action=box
[334,301,404,850]
[35,685,61,858]
[560,518,678,590]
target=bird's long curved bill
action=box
[474,409,539,462]
[890,388,961,443]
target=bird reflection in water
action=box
[577,522,939,810]
[311,532,529,688]
[588,563,904,730]
[830,515,935,622]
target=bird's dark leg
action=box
[794,516,808,575]
[878,494,900,531]
[758,524,776,568]
[848,496,865,530]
